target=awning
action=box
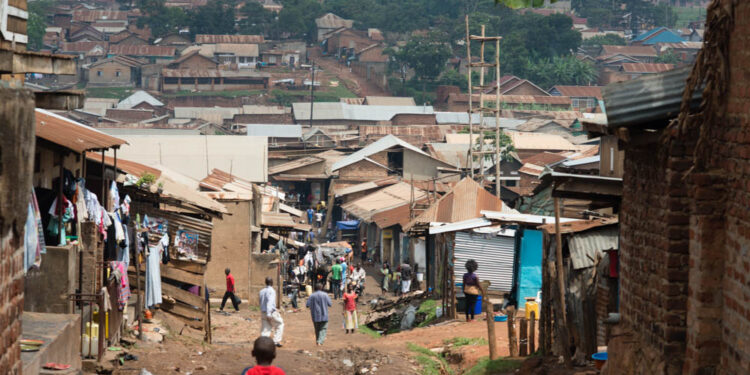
[336,220,360,230]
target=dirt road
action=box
[115,271,518,375]
[308,47,391,97]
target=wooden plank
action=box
[161,282,205,308]
[169,259,207,275]
[519,317,528,356]
[160,264,204,286]
[530,311,536,354]
[161,300,204,321]
[507,308,518,357]
[161,309,204,330]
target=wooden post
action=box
[507,307,518,357]
[519,317,528,356]
[529,311,536,354]
[554,197,572,367]
[319,179,336,242]
[57,154,64,245]
[480,280,497,359]
[135,244,143,340]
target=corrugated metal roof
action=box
[603,65,702,129]
[262,212,296,227]
[371,198,429,229]
[481,210,580,225]
[334,177,400,197]
[315,13,353,29]
[341,182,427,222]
[364,96,416,106]
[117,90,164,109]
[523,152,568,167]
[244,124,302,138]
[621,63,675,73]
[551,85,603,99]
[174,106,242,120]
[86,154,161,179]
[72,10,128,22]
[199,168,256,193]
[562,155,600,167]
[59,41,109,53]
[291,102,434,122]
[506,131,577,151]
[332,134,428,171]
[182,43,259,57]
[435,112,480,124]
[110,44,175,57]
[444,134,479,144]
[600,45,657,57]
[568,226,619,270]
[403,178,508,231]
[269,156,323,175]
[426,143,471,169]
[195,34,264,44]
[35,108,127,153]
[518,163,545,176]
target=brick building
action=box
[86,55,144,87]
[601,3,750,371]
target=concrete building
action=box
[86,55,144,87]
[161,69,270,92]
[315,13,353,41]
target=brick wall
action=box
[0,89,36,375]
[609,2,750,373]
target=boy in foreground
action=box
[241,337,285,375]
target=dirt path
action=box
[116,270,518,375]
[309,47,391,98]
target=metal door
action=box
[454,231,516,292]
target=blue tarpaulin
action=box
[336,220,360,231]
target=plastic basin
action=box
[493,315,507,322]
[592,352,607,370]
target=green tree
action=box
[27,0,55,50]
[137,0,188,38]
[187,0,237,37]
[238,1,277,37]
[655,50,681,65]
[582,33,627,46]
[277,0,322,42]
[522,55,597,88]
[394,35,452,97]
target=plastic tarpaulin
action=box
[336,220,360,230]
[515,229,543,303]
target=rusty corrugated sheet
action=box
[551,86,603,99]
[262,212,296,227]
[403,178,505,231]
[268,156,323,175]
[72,10,129,22]
[195,34,264,44]
[110,44,176,57]
[86,154,162,179]
[36,108,127,153]
[600,45,657,57]
[621,63,675,73]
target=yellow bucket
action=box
[525,301,539,320]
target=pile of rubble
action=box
[317,348,393,374]
[362,291,432,333]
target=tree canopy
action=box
[27,0,55,50]
[582,33,627,46]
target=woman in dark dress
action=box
[462,259,480,322]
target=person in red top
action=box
[342,284,359,334]
[241,336,285,375]
[221,268,241,312]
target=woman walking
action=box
[380,262,391,296]
[342,284,359,334]
[463,259,480,322]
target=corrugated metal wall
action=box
[454,232,516,292]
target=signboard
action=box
[175,229,199,261]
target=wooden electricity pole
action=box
[554,197,572,367]
[480,280,498,360]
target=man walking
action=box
[259,277,284,347]
[306,282,332,346]
[331,259,343,299]
[220,268,241,312]
[400,262,412,294]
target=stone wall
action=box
[0,88,36,375]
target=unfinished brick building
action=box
[601,1,750,373]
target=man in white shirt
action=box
[259,277,284,347]
[350,264,366,286]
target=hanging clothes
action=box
[109,181,120,211]
[24,202,41,272]
[145,236,165,309]
[158,233,170,265]
[47,197,74,246]
[109,261,131,311]
[31,189,46,255]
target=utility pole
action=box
[309,61,315,128]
